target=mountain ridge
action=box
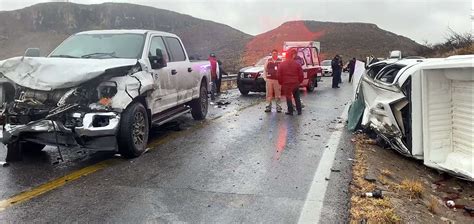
[0,3,424,72]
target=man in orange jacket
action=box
[278,48,304,115]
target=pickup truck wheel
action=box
[118,102,149,158]
[6,141,22,162]
[307,77,316,92]
[239,88,249,96]
[190,81,208,120]
[23,142,46,152]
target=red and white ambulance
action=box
[282,41,323,92]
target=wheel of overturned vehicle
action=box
[118,102,149,158]
[307,77,316,92]
[239,88,249,96]
[190,81,208,120]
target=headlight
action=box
[97,82,118,99]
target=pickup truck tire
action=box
[118,102,149,158]
[307,77,316,92]
[5,141,45,161]
[23,142,46,152]
[190,81,208,120]
[6,141,22,162]
[239,88,249,96]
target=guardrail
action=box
[220,74,238,91]
[221,74,238,81]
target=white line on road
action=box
[297,104,350,224]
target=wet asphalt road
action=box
[0,74,354,223]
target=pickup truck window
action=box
[375,65,404,84]
[49,34,145,59]
[149,36,169,62]
[165,37,186,62]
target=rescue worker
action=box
[209,53,219,100]
[264,49,282,113]
[348,57,356,83]
[278,48,304,115]
[331,55,342,88]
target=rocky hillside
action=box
[0,2,252,71]
[0,3,425,72]
[243,21,425,66]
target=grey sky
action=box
[0,0,472,44]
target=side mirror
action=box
[24,48,40,57]
[149,48,167,69]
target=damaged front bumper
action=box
[1,112,120,151]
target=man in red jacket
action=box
[278,48,304,115]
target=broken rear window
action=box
[49,33,145,59]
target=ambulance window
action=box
[296,50,306,66]
[311,48,319,65]
[303,48,313,65]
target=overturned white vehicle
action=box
[0,30,211,160]
[351,55,474,181]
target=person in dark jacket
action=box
[331,55,342,88]
[216,60,227,94]
[209,53,218,100]
[348,57,356,83]
[278,48,304,115]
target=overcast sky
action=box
[0,0,472,44]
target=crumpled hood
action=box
[240,66,263,73]
[0,57,138,90]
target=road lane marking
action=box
[297,104,350,224]
[0,159,119,211]
[0,130,184,211]
[0,100,263,212]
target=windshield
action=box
[255,57,270,66]
[49,33,145,59]
[322,60,331,66]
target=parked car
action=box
[351,55,474,180]
[237,56,276,95]
[321,60,332,76]
[0,29,211,160]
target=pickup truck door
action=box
[163,37,195,104]
[147,35,178,113]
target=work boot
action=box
[285,111,293,116]
[297,111,302,115]
[265,106,271,113]
[276,106,282,113]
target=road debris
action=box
[446,200,455,208]
[216,100,231,106]
[361,189,383,199]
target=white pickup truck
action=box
[0,30,211,160]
